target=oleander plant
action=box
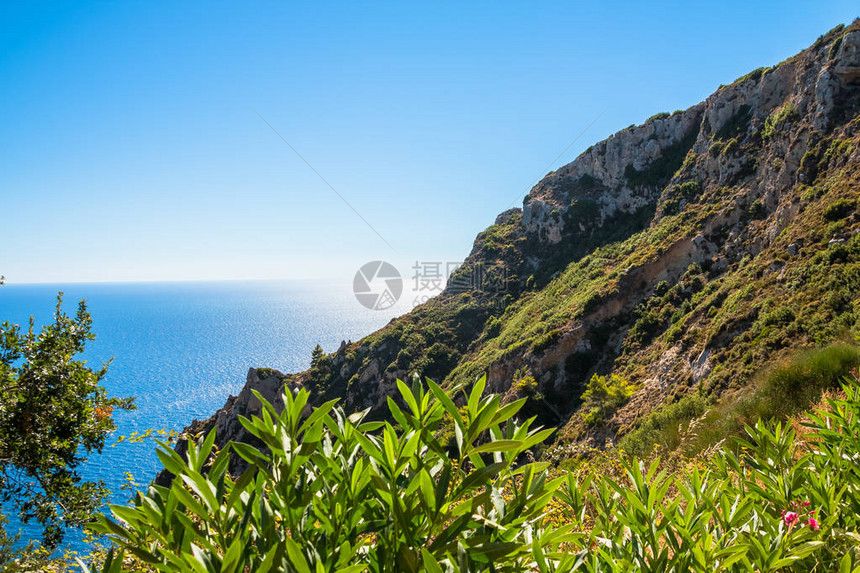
[86,372,860,572]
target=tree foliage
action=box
[0,294,134,548]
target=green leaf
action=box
[468,375,486,416]
[420,548,445,573]
[284,536,312,573]
[428,379,462,424]
[397,378,420,416]
[470,439,523,456]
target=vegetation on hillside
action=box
[247,21,860,473]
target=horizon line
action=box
[0,277,353,287]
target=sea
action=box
[0,280,409,552]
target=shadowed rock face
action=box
[165,21,860,472]
[834,30,860,83]
[522,104,705,244]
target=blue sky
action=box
[2,1,857,284]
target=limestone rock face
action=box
[815,69,840,130]
[516,20,859,253]
[834,30,860,83]
[520,104,705,244]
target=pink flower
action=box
[808,518,819,530]
[783,512,799,525]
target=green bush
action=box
[618,392,710,456]
[628,310,663,345]
[82,372,860,572]
[714,104,752,140]
[829,32,845,59]
[824,198,856,221]
[89,377,560,572]
[624,129,698,188]
[762,103,799,140]
[749,198,766,219]
[0,294,134,550]
[721,137,739,155]
[761,343,860,417]
[254,367,282,380]
[675,181,700,199]
[662,198,681,216]
[800,145,821,181]
[692,343,860,451]
[709,140,724,157]
[555,376,860,572]
[484,315,502,337]
[580,374,637,426]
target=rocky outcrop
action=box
[156,368,293,483]
[834,29,860,83]
[522,104,705,244]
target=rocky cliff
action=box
[165,21,860,473]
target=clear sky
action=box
[2,1,857,284]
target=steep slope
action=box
[169,22,860,469]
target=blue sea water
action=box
[0,280,405,551]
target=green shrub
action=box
[829,32,845,59]
[580,373,637,425]
[254,367,282,380]
[824,198,856,221]
[721,137,739,155]
[800,146,821,181]
[822,139,853,166]
[692,343,860,451]
[618,392,710,456]
[662,198,681,216]
[0,295,135,550]
[675,181,700,199]
[82,372,860,572]
[89,377,560,572]
[624,128,698,188]
[759,306,796,328]
[762,103,799,140]
[647,112,670,122]
[484,315,502,337]
[734,66,770,85]
[628,310,663,345]
[709,140,724,157]
[558,377,860,572]
[800,184,819,202]
[749,198,766,219]
[764,343,860,416]
[512,368,538,394]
